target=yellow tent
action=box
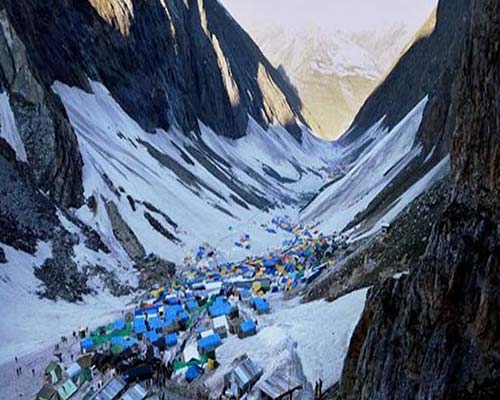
[252,281,262,293]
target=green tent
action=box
[45,361,63,385]
[78,367,92,386]
[111,344,123,355]
[57,379,78,400]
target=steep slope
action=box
[301,0,469,238]
[0,0,335,361]
[340,0,500,398]
[0,0,314,208]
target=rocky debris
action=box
[102,173,122,199]
[87,195,97,213]
[0,138,59,254]
[85,264,132,297]
[60,210,110,253]
[1,0,310,141]
[34,229,93,302]
[0,247,6,263]
[340,1,500,398]
[143,212,180,243]
[104,199,146,262]
[142,201,177,229]
[306,179,449,302]
[136,253,176,290]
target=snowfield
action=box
[300,96,434,235]
[52,80,337,264]
[205,289,369,394]
[0,242,134,364]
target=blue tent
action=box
[146,331,161,343]
[209,297,232,318]
[178,311,189,322]
[111,336,139,349]
[134,320,147,335]
[251,297,270,314]
[166,333,178,347]
[240,320,256,335]
[263,257,280,268]
[80,338,94,352]
[166,296,181,306]
[186,365,203,383]
[149,317,163,330]
[186,300,198,311]
[113,319,126,331]
[198,334,222,353]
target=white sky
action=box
[221,0,438,33]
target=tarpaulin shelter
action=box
[113,319,126,331]
[36,384,58,400]
[198,333,222,354]
[45,361,63,385]
[66,362,82,380]
[81,337,94,353]
[224,354,263,396]
[239,320,257,338]
[251,297,270,314]
[57,379,78,400]
[93,377,126,400]
[121,383,147,400]
[185,365,204,383]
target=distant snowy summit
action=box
[250,24,413,138]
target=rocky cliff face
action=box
[2,0,307,139]
[0,0,310,208]
[340,0,500,398]
[301,0,470,239]
[342,0,469,158]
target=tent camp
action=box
[223,354,263,397]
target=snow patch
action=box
[0,91,27,162]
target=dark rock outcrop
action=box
[340,1,500,398]
[0,247,6,263]
[1,0,309,141]
[0,10,83,207]
[34,229,93,302]
[342,0,470,159]
[104,199,146,262]
[306,179,449,303]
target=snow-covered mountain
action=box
[250,24,420,139]
[0,0,336,361]
[300,0,469,239]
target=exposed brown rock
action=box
[340,1,500,398]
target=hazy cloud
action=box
[221,0,438,33]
